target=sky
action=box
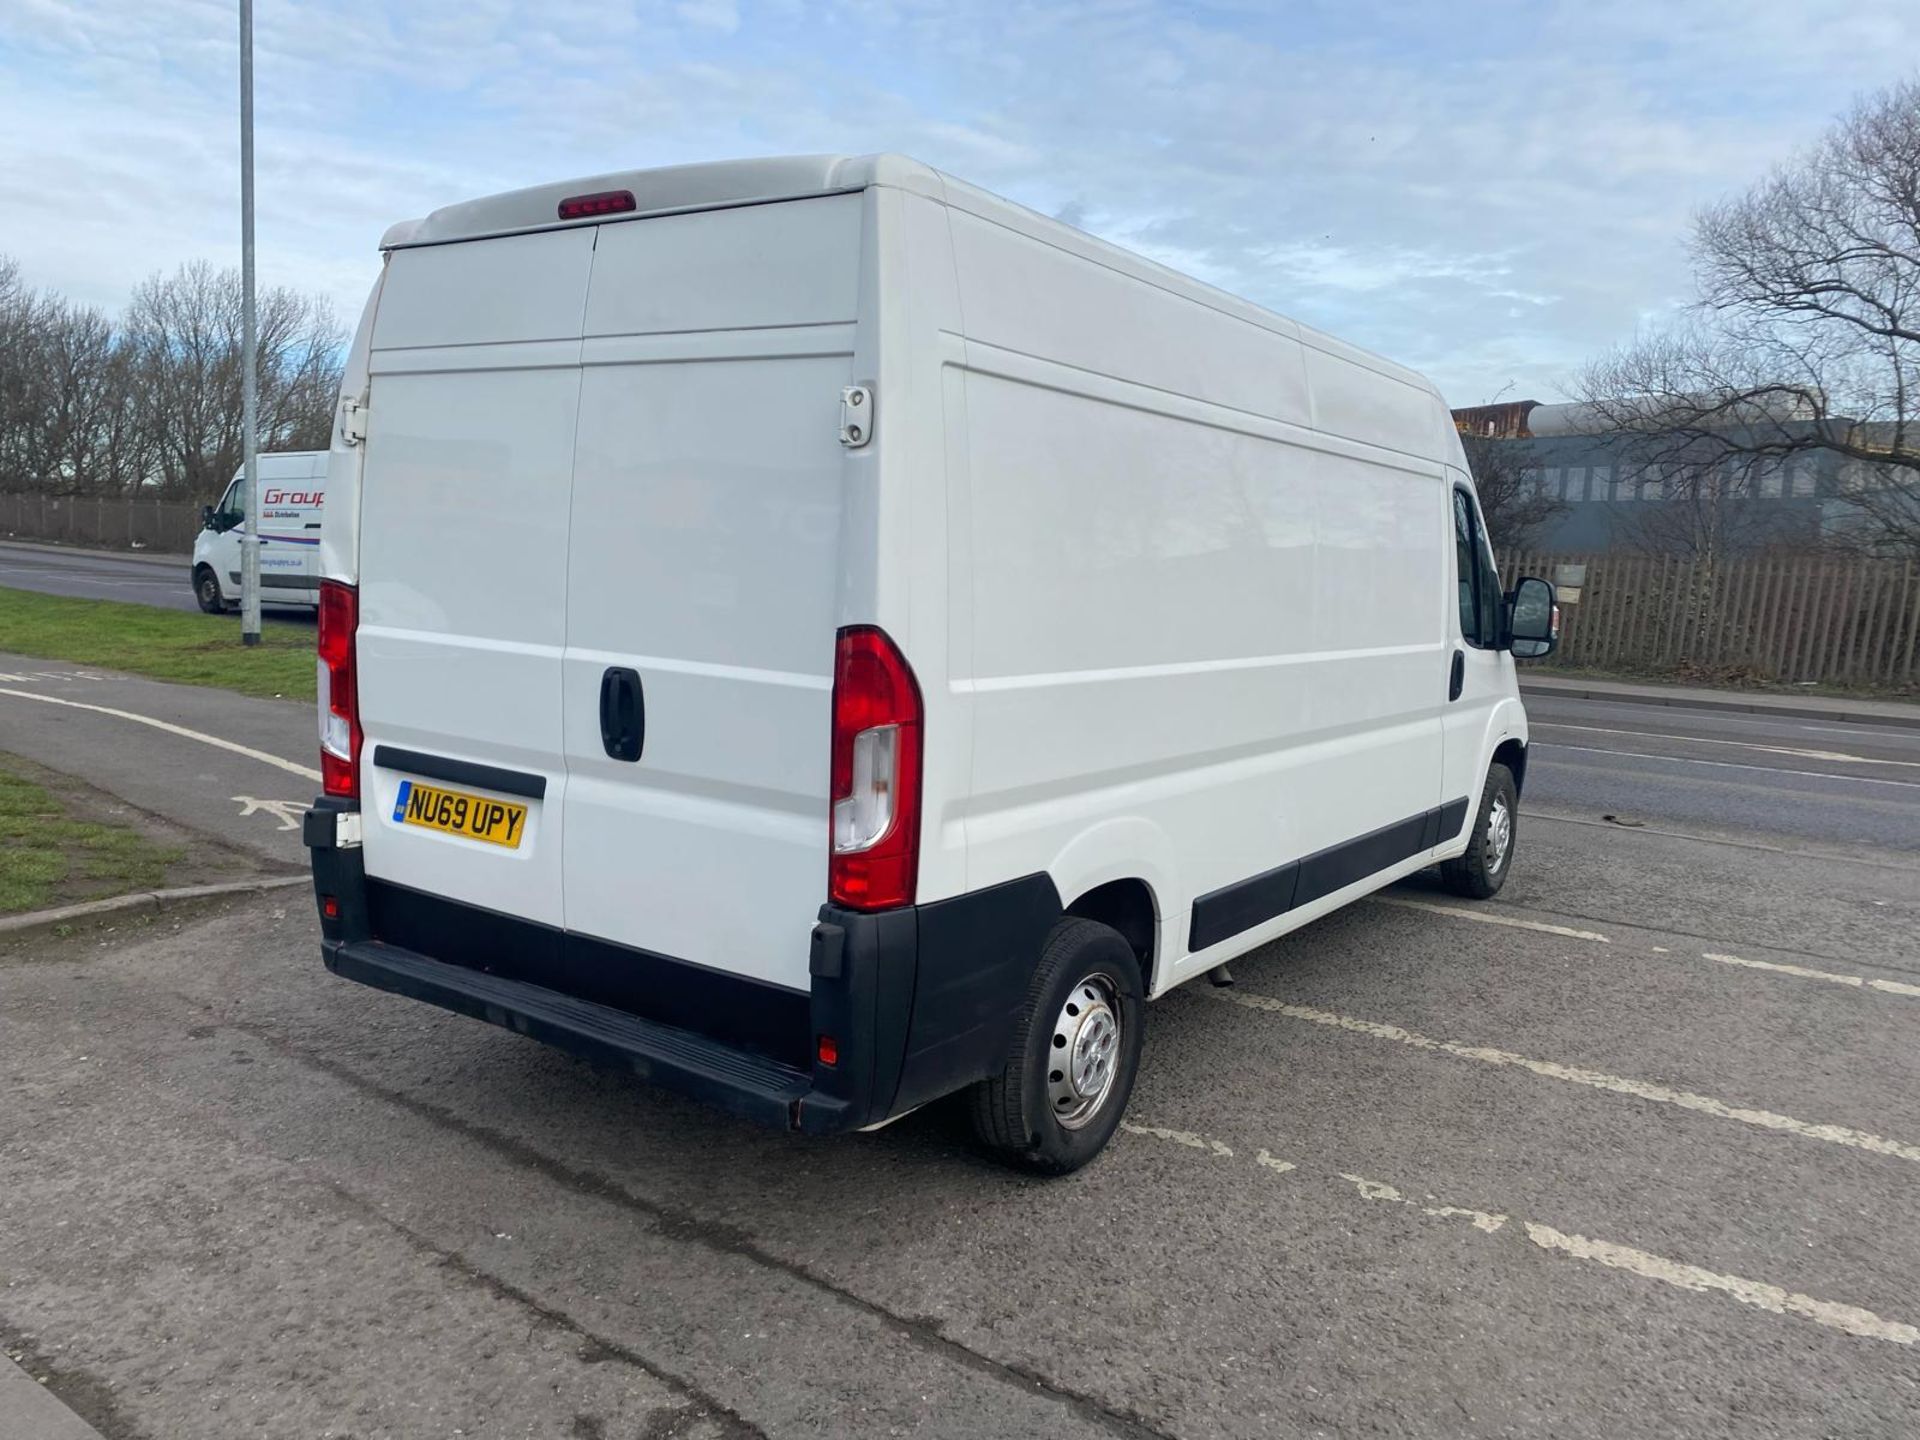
[2,0,1917,405]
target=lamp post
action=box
[238,0,261,645]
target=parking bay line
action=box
[1370,895,1610,942]
[1703,952,1920,1000]
[1121,1122,1920,1346]
[1374,892,1920,1003]
[0,688,321,782]
[1204,988,1920,1166]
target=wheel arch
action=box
[1492,735,1527,796]
[1062,877,1160,994]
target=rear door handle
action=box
[599,667,644,762]
[1448,650,1465,702]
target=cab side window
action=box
[1452,488,1501,648]
[221,478,248,524]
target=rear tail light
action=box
[317,580,361,798]
[828,626,922,910]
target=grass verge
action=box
[0,756,186,915]
[0,586,313,701]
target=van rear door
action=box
[354,228,594,929]
[560,195,862,992]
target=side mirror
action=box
[1506,575,1559,659]
[201,505,217,529]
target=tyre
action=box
[1441,761,1517,900]
[970,917,1145,1175]
[193,565,228,614]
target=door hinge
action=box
[838,384,874,448]
[340,395,368,447]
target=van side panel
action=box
[354,228,594,930]
[946,212,1446,984]
[559,194,861,991]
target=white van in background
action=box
[304,155,1559,1174]
[191,451,327,612]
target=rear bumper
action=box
[305,797,1060,1135]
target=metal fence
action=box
[1502,551,1920,689]
[0,493,205,554]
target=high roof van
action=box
[191,451,327,612]
[304,155,1559,1173]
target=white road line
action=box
[1522,1223,1919,1345]
[1703,952,1920,1000]
[1205,989,1920,1166]
[1535,721,1920,770]
[1371,895,1610,943]
[1337,1172,1509,1232]
[0,688,320,781]
[1119,1121,1234,1157]
[1543,742,1920,789]
[1122,1123,1918,1346]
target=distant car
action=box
[304,154,1560,1174]
[191,451,327,613]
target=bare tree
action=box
[1460,432,1566,555]
[0,254,343,500]
[1578,78,1920,552]
[124,261,345,497]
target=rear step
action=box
[326,940,813,1127]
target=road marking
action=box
[1703,952,1920,1000]
[1119,1121,1233,1157]
[0,689,320,781]
[1542,743,1920,789]
[1205,989,1920,1166]
[1535,721,1920,770]
[1337,1172,1509,1232]
[1522,1223,1919,1345]
[1123,1123,1917,1346]
[233,796,310,832]
[1372,895,1610,943]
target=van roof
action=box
[382,153,1442,406]
[381,154,941,250]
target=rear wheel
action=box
[193,565,227,614]
[1441,761,1517,900]
[970,917,1145,1175]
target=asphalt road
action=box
[0,540,314,619]
[2,669,1918,1438]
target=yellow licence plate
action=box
[392,779,527,849]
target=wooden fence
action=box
[0,493,205,554]
[1501,551,1920,689]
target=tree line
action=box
[0,256,343,501]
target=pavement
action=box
[0,539,313,621]
[3,653,1920,1436]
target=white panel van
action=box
[191,451,327,612]
[304,155,1560,1173]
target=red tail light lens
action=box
[317,580,361,798]
[828,626,922,910]
[557,189,636,220]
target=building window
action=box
[1543,467,1563,500]
[1790,458,1818,497]
[1591,465,1614,501]
[1565,466,1588,502]
[1759,459,1784,499]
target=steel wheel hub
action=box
[1487,795,1513,873]
[1047,973,1121,1130]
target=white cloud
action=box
[2,0,1918,404]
